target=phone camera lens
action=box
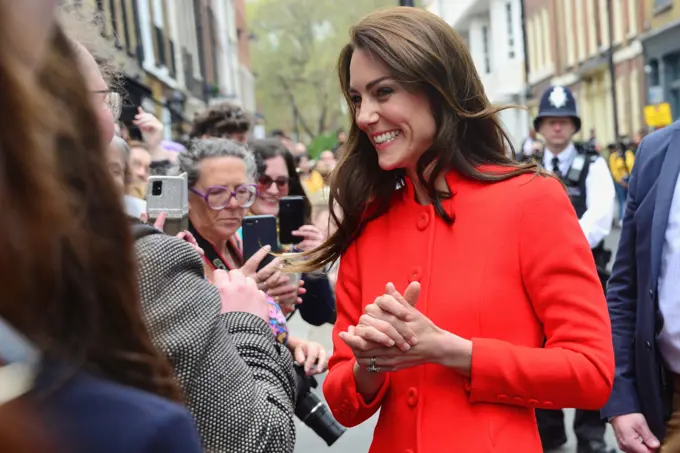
[151,181,163,196]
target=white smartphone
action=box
[146,173,189,236]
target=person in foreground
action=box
[0,4,202,451]
[601,120,680,453]
[294,8,615,453]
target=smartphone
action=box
[146,173,189,236]
[279,196,306,244]
[242,215,279,271]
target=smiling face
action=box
[348,49,436,172]
[251,155,290,217]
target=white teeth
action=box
[374,130,400,144]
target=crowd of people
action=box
[3,3,680,453]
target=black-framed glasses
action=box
[92,90,122,121]
[258,174,289,190]
[190,184,258,210]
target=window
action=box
[506,2,515,59]
[482,25,491,73]
[648,60,660,87]
[627,0,638,35]
[654,0,673,12]
[564,0,576,66]
[108,0,121,48]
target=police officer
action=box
[533,86,616,453]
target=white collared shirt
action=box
[543,144,615,248]
[658,174,680,372]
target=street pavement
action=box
[289,227,623,453]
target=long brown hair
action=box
[0,26,182,401]
[297,7,547,270]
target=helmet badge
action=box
[549,86,568,109]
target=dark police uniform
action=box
[532,86,616,453]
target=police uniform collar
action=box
[543,143,576,167]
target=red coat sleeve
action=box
[322,240,391,427]
[468,175,615,410]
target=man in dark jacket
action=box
[601,120,680,452]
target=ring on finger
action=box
[368,357,380,373]
[637,436,644,444]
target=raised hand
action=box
[213,269,268,321]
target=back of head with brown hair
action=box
[0,25,182,402]
[190,101,252,138]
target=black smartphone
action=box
[242,215,279,271]
[279,196,306,244]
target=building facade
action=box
[524,0,647,145]
[67,0,255,139]
[234,0,257,113]
[641,0,680,122]
[427,0,531,149]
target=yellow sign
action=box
[644,103,673,128]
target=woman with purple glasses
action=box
[180,138,298,299]
[179,138,327,375]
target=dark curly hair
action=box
[190,101,252,138]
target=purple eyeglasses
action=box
[190,184,258,210]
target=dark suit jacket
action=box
[38,366,202,453]
[601,121,680,440]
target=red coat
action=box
[323,170,614,453]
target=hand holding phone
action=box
[291,224,326,252]
[242,215,279,271]
[279,196,306,244]
[146,173,189,236]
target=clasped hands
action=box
[339,282,449,373]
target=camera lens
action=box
[294,366,346,446]
[151,181,162,196]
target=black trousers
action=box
[535,408,607,447]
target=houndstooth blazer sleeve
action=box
[135,233,297,453]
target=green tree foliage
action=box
[248,0,401,141]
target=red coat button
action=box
[409,267,422,283]
[528,399,539,406]
[405,449,415,453]
[407,387,418,407]
[497,394,508,402]
[416,212,430,230]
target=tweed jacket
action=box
[135,234,297,453]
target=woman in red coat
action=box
[295,7,615,453]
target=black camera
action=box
[294,365,346,446]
